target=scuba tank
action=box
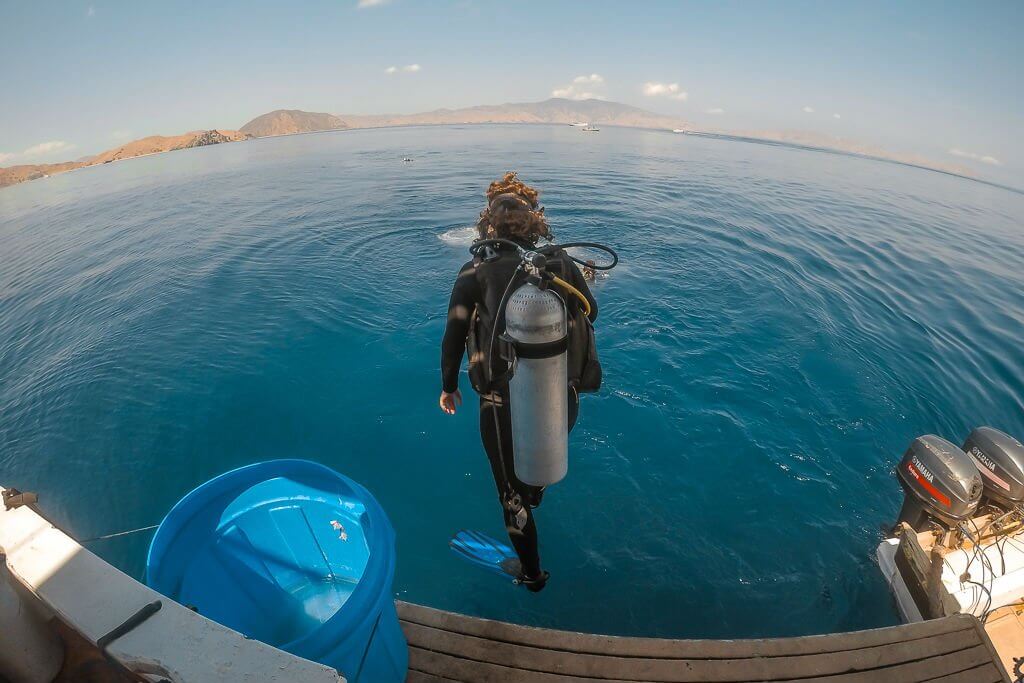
[504,280,569,486]
[470,238,617,488]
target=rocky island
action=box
[0,129,250,188]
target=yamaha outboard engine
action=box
[962,426,1024,511]
[504,280,569,486]
[895,435,982,532]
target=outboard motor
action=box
[896,435,983,532]
[962,426,1024,511]
[504,279,569,486]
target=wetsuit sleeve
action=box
[440,261,480,393]
[565,256,599,322]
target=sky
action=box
[1,0,1021,184]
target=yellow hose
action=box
[550,275,592,318]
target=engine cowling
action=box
[962,426,1024,510]
[896,435,982,531]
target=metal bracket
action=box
[2,488,38,510]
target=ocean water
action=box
[2,125,1023,639]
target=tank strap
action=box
[507,335,568,360]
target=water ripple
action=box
[1,125,1022,639]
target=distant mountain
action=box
[238,98,691,136]
[0,129,250,188]
[240,110,348,137]
[1,98,982,190]
[89,129,250,164]
[0,160,86,188]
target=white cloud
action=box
[0,142,77,165]
[386,64,419,75]
[802,106,815,113]
[357,0,388,7]
[705,107,724,114]
[949,148,1001,165]
[551,73,606,100]
[833,113,841,119]
[643,82,687,100]
[23,140,75,158]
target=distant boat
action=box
[402,157,413,162]
[570,122,588,127]
[581,126,600,132]
[672,129,688,134]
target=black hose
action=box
[486,263,524,386]
[469,238,619,271]
[550,241,619,270]
[469,238,524,257]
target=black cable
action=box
[965,579,994,621]
[964,519,996,618]
[978,508,1024,622]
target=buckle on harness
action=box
[497,333,516,364]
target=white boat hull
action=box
[0,486,343,683]
[877,528,1024,621]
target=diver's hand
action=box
[439,390,462,415]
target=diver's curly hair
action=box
[476,172,552,244]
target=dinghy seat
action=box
[398,602,1009,682]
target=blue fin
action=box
[449,529,521,578]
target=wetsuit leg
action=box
[479,393,542,579]
[478,388,582,578]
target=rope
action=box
[81,524,159,543]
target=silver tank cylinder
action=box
[504,281,568,486]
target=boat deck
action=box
[398,602,1010,682]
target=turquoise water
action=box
[2,125,1023,639]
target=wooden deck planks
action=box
[402,622,980,681]
[399,602,1011,683]
[922,663,1007,683]
[398,602,977,659]
[407,671,460,683]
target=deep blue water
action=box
[2,125,1023,639]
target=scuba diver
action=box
[439,172,601,592]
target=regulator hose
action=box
[469,238,619,271]
[549,275,592,318]
[486,263,525,386]
[552,241,619,271]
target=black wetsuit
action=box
[441,242,597,578]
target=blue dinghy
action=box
[146,459,407,683]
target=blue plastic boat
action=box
[146,460,407,682]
